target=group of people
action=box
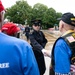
[0,0,75,75]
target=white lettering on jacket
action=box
[0,63,9,68]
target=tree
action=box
[5,0,32,24]
[5,0,62,29]
[43,8,57,28]
[56,12,62,25]
[32,3,48,20]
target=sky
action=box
[1,0,75,15]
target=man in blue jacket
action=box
[0,1,40,75]
[44,12,75,75]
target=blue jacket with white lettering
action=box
[0,32,40,75]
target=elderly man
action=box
[49,12,75,75]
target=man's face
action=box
[32,24,40,31]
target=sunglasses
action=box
[34,24,40,26]
[33,23,41,26]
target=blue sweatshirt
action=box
[0,32,40,75]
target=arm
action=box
[29,34,43,51]
[40,31,47,48]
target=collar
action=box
[62,30,74,37]
[34,30,39,32]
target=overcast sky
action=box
[2,0,75,15]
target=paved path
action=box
[44,45,52,75]
[44,56,51,75]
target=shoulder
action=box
[11,37,32,53]
[3,33,31,47]
[29,31,34,35]
[54,38,72,55]
[55,38,68,48]
[40,31,44,35]
[40,31,43,33]
[55,38,71,53]
[13,37,30,46]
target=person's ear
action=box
[59,21,64,32]
[61,23,64,28]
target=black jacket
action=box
[29,30,47,50]
[29,30,47,75]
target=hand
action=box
[42,49,51,57]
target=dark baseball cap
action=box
[60,12,75,26]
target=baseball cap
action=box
[2,22,20,36]
[60,12,75,26]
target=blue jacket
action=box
[0,32,40,75]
